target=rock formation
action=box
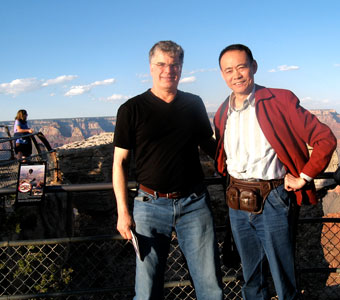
[56,133,115,236]
[2,108,340,150]
[53,130,340,234]
[1,117,116,148]
[54,132,229,235]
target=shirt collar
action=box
[228,85,256,115]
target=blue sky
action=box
[1,0,340,121]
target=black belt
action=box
[139,184,200,199]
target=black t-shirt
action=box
[114,89,213,192]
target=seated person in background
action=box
[14,109,33,160]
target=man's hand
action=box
[284,173,307,192]
[117,211,134,240]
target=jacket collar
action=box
[255,84,275,102]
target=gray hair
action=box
[149,40,184,64]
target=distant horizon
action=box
[0,114,117,123]
[1,107,338,124]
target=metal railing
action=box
[0,125,15,160]
[0,229,243,300]
[0,131,59,191]
[296,218,340,300]
[0,179,339,299]
[0,218,339,299]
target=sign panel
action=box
[16,162,46,204]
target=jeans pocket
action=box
[134,190,154,203]
[272,185,290,209]
[189,187,207,200]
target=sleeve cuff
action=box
[300,172,313,182]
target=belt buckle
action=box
[168,192,181,199]
[172,192,180,199]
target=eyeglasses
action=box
[152,62,181,70]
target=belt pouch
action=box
[226,179,272,214]
[226,186,240,210]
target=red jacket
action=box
[214,85,337,205]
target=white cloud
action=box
[65,86,90,96]
[96,94,130,103]
[0,75,79,96]
[185,68,218,75]
[268,65,300,73]
[1,76,116,97]
[106,94,129,102]
[335,64,340,67]
[179,76,196,84]
[91,78,115,86]
[65,78,116,97]
[278,65,300,71]
[42,75,78,87]
[301,96,332,108]
[136,73,149,78]
[301,96,312,103]
[137,73,151,84]
[0,78,42,95]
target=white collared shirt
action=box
[224,88,286,180]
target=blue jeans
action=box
[133,187,223,300]
[229,185,298,300]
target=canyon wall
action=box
[2,116,116,148]
[54,131,339,236]
[2,109,340,150]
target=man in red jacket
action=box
[214,44,336,300]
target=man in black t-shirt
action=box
[113,40,223,300]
